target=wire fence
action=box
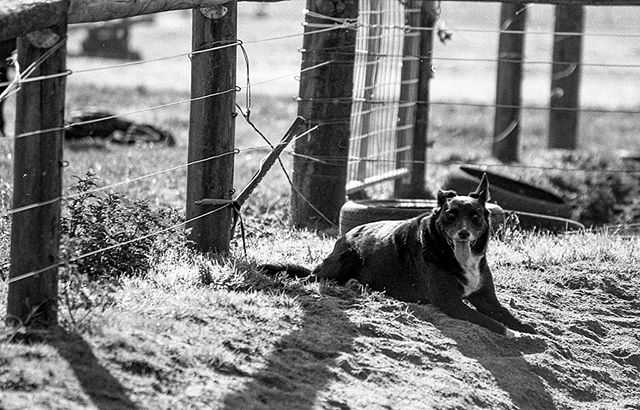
[297,0,640,199]
[0,17,348,284]
[2,2,640,287]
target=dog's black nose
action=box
[458,230,470,239]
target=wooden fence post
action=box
[396,1,437,198]
[7,23,67,326]
[493,1,527,163]
[0,40,16,137]
[292,0,358,229]
[548,4,583,149]
[186,4,237,253]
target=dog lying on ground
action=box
[260,174,536,337]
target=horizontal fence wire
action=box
[1,149,240,218]
[2,7,640,284]
[302,49,640,69]
[0,120,320,218]
[1,123,325,285]
[4,202,234,285]
[284,151,640,174]
[0,23,340,218]
[0,60,332,141]
[0,15,348,244]
[0,24,347,92]
[299,94,640,115]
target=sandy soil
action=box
[1,239,639,409]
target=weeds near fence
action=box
[60,172,186,280]
[0,182,9,273]
[545,153,640,226]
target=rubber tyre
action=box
[339,199,505,236]
[512,211,585,233]
[443,166,572,218]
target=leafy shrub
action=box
[60,172,186,280]
[0,182,10,275]
[545,153,640,227]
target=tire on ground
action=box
[443,166,572,218]
[512,211,585,233]
[339,199,505,236]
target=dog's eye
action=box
[445,210,457,220]
[471,213,482,224]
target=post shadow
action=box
[48,327,139,410]
[222,283,358,410]
[410,304,557,410]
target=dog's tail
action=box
[257,263,314,279]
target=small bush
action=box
[60,172,186,280]
[0,182,10,275]
[545,153,640,227]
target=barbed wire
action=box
[233,40,339,230]
[2,7,640,286]
[0,31,334,218]
[1,149,241,218]
[0,29,340,241]
[285,151,640,174]
[4,202,234,285]
[429,100,640,115]
[297,94,640,115]
[409,24,640,39]
[347,21,640,39]
[1,123,329,285]
[303,48,640,69]
[0,37,69,100]
[0,59,333,142]
[301,7,640,40]
[0,25,346,89]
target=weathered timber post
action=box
[396,1,437,198]
[292,0,358,229]
[187,4,237,253]
[7,23,68,326]
[0,39,16,137]
[493,2,527,163]
[548,4,583,149]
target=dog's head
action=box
[434,173,491,257]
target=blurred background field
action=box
[1,4,640,408]
[1,0,639,218]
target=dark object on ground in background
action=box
[0,39,16,137]
[339,199,583,235]
[65,110,175,146]
[260,175,537,337]
[444,165,572,218]
[81,19,142,60]
[339,199,505,237]
[512,211,585,233]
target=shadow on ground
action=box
[49,328,139,410]
[410,305,557,410]
[222,284,357,410]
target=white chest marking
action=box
[456,254,483,296]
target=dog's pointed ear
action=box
[470,173,490,204]
[437,189,457,207]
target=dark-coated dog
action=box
[260,174,536,337]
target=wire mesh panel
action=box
[347,0,421,194]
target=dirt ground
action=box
[1,232,639,410]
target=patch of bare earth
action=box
[1,233,639,409]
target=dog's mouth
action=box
[446,237,477,247]
[446,237,477,261]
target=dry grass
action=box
[1,229,639,409]
[1,3,640,409]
